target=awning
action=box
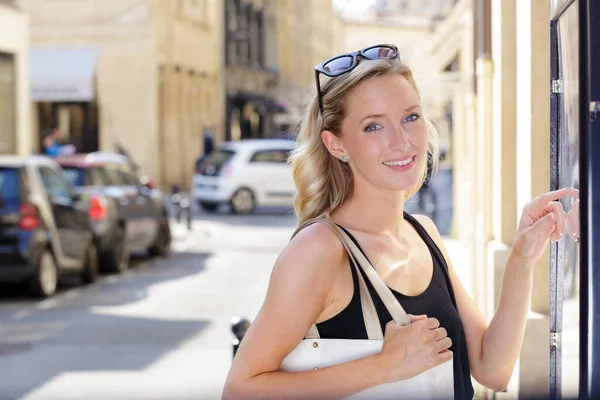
[30,46,100,102]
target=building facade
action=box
[336,0,565,397]
[422,0,558,398]
[21,0,224,190]
[223,0,280,141]
[0,1,30,156]
[334,0,459,164]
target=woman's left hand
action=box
[511,187,574,264]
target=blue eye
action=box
[364,123,382,133]
[403,113,421,123]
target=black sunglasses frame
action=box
[314,44,400,114]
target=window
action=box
[0,167,20,203]
[196,149,236,176]
[249,149,290,164]
[39,166,72,200]
[100,164,127,186]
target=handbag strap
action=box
[333,223,412,326]
[292,218,384,340]
[292,216,412,328]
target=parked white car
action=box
[192,139,297,214]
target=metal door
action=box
[549,0,600,398]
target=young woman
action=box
[222,44,572,400]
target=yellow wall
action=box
[0,4,31,156]
[24,0,225,190]
[275,0,342,125]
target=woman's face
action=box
[330,73,429,194]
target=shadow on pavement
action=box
[0,251,212,400]
[193,206,298,229]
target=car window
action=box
[120,171,139,186]
[249,149,290,164]
[39,166,72,200]
[89,167,107,186]
[101,165,127,186]
[62,167,85,187]
[0,167,21,204]
[196,149,236,176]
[115,164,140,186]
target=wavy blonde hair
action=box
[289,57,440,226]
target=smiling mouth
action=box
[382,156,415,167]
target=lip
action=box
[381,155,416,164]
[381,155,416,171]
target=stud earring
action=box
[341,155,349,163]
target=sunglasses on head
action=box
[314,44,400,114]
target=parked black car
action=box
[55,152,171,273]
[0,156,98,297]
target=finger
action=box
[430,327,448,341]
[408,314,428,323]
[536,187,574,205]
[571,188,580,199]
[528,212,557,242]
[436,349,453,363]
[425,317,440,330]
[544,202,567,237]
[434,337,452,352]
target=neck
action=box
[332,183,407,237]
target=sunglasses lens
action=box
[323,55,354,74]
[362,46,397,60]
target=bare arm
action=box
[415,192,569,391]
[222,223,390,400]
[415,215,530,391]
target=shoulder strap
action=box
[292,217,384,340]
[334,226,412,326]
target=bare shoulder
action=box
[278,220,347,276]
[411,214,443,241]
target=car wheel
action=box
[200,201,219,212]
[29,250,58,298]
[149,216,171,258]
[230,188,255,214]
[105,227,130,273]
[82,241,99,284]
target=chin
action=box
[381,175,421,193]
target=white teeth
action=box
[383,157,413,167]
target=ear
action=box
[321,130,346,160]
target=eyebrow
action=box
[359,105,421,124]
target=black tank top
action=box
[315,213,474,400]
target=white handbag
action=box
[280,217,454,399]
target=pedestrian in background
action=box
[223,44,572,399]
[42,127,62,157]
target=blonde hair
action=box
[289,58,440,226]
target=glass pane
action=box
[62,167,85,187]
[557,2,580,398]
[0,167,20,203]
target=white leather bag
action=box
[280,217,454,399]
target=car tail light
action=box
[19,203,39,231]
[220,165,232,177]
[89,196,107,221]
[140,175,155,190]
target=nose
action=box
[388,125,411,151]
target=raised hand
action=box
[512,187,575,263]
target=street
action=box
[0,208,298,400]
[0,189,465,400]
